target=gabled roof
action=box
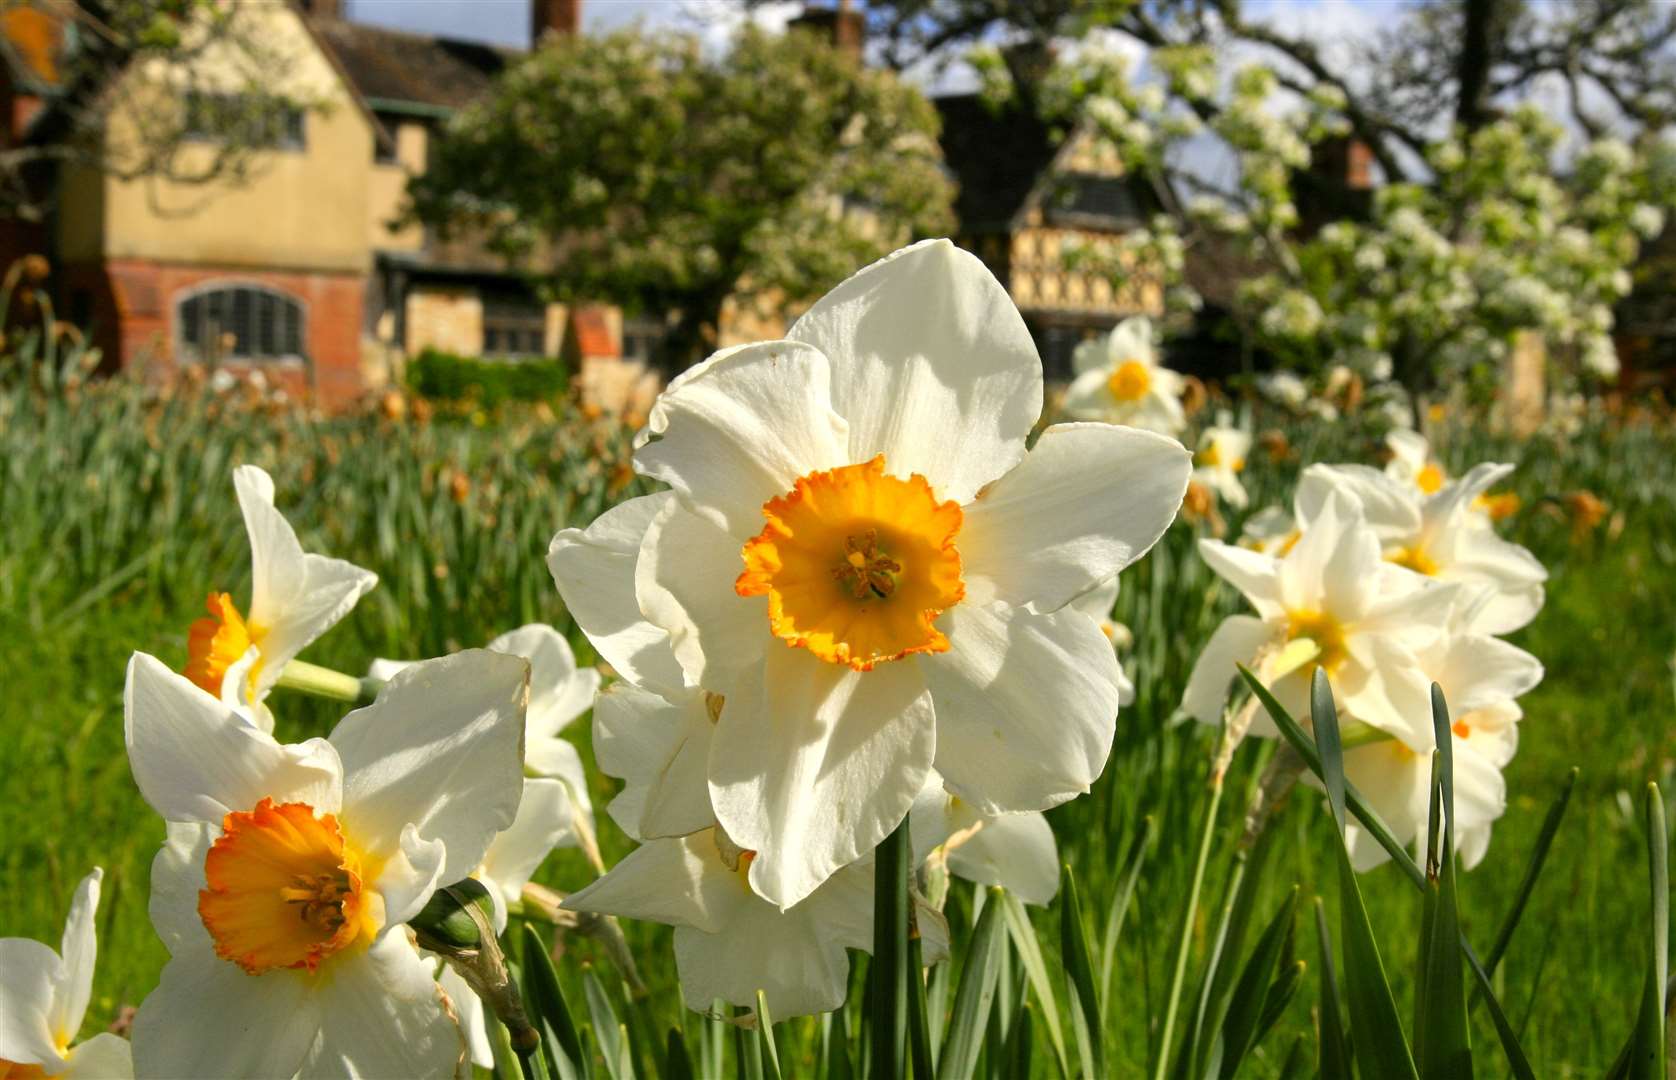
[307,17,515,114]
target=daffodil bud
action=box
[408,878,497,953]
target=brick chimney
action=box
[788,3,865,61]
[531,0,579,45]
[296,0,342,17]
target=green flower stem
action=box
[274,659,381,704]
[1153,756,1227,1080]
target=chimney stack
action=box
[297,0,342,17]
[787,4,865,62]
[531,0,580,46]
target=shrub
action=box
[407,347,569,408]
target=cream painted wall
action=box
[368,120,427,252]
[96,6,374,273]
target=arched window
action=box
[177,284,305,363]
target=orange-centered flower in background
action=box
[737,456,964,671]
[198,798,375,975]
[183,592,258,697]
[1107,359,1151,403]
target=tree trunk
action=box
[1455,0,1499,130]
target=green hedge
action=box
[407,347,569,407]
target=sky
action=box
[343,0,799,51]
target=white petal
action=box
[220,647,273,732]
[371,825,448,934]
[1336,638,1436,746]
[1281,492,1381,621]
[634,340,850,535]
[1428,633,1542,714]
[1341,741,1430,872]
[563,832,744,934]
[488,624,600,740]
[959,423,1190,612]
[1061,368,1117,421]
[480,779,575,913]
[525,736,593,818]
[234,465,377,696]
[786,238,1043,503]
[1066,575,1120,624]
[1181,615,1279,726]
[1295,464,1420,542]
[1197,541,1285,621]
[636,498,767,691]
[594,682,714,841]
[672,863,870,1018]
[924,601,1120,814]
[48,868,102,1049]
[0,938,63,1068]
[946,812,1060,906]
[147,823,213,956]
[713,648,935,910]
[547,492,688,694]
[438,964,492,1069]
[61,1033,133,1079]
[332,650,527,883]
[124,653,342,824]
[131,947,320,1080]
[365,658,414,682]
[298,933,464,1080]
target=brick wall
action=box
[64,258,368,409]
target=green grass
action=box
[2,376,1671,1076]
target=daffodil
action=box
[1062,315,1188,435]
[183,466,377,728]
[125,649,528,1079]
[910,780,1059,906]
[1384,429,1449,497]
[1192,417,1253,509]
[562,826,947,1019]
[551,239,1190,908]
[1340,610,1541,871]
[1297,461,1546,634]
[0,868,133,1078]
[1182,492,1456,748]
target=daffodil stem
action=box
[274,659,380,704]
[1153,768,1225,1080]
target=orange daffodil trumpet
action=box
[0,869,133,1078]
[183,465,377,729]
[551,239,1191,911]
[124,649,528,1079]
[1061,315,1188,436]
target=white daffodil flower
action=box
[369,623,601,819]
[1182,492,1457,748]
[184,465,377,730]
[563,827,949,1019]
[910,780,1059,906]
[1066,575,1135,705]
[1192,420,1253,509]
[1384,429,1448,497]
[551,240,1190,909]
[1062,315,1188,435]
[1297,462,1547,634]
[1341,613,1541,871]
[0,868,134,1078]
[125,649,527,1080]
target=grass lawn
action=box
[3,382,1671,1076]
